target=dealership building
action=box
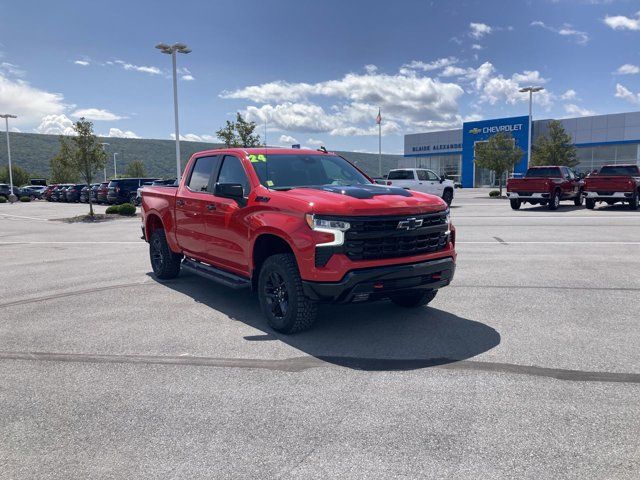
[401,111,640,187]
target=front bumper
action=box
[302,257,455,303]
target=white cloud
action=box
[603,12,640,31]
[115,60,161,75]
[71,108,126,121]
[181,75,195,81]
[307,138,324,146]
[0,73,66,126]
[471,44,483,50]
[178,67,195,81]
[107,128,140,139]
[531,21,589,45]
[440,66,470,77]
[170,133,218,142]
[511,70,549,84]
[614,64,640,75]
[278,134,298,145]
[469,22,493,39]
[35,114,76,135]
[74,60,90,66]
[561,89,577,100]
[1,62,25,77]
[564,104,595,117]
[400,57,458,73]
[364,64,378,74]
[615,83,640,104]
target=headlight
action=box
[305,214,350,247]
[444,209,451,235]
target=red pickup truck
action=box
[141,148,456,333]
[506,166,583,210]
[583,164,640,210]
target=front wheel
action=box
[510,199,521,210]
[574,191,584,206]
[548,190,560,210]
[389,289,437,308]
[149,229,182,279]
[630,191,639,210]
[258,253,317,334]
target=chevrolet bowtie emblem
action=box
[397,218,423,230]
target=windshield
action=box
[249,154,370,190]
[388,170,415,180]
[599,165,639,176]
[525,167,562,178]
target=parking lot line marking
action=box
[0,213,49,221]
[450,284,640,292]
[1,350,638,383]
[458,241,640,245]
[0,241,145,245]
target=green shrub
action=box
[489,190,501,197]
[0,196,7,203]
[105,205,119,214]
[117,203,137,216]
[19,196,31,202]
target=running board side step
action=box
[182,258,251,289]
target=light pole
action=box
[100,142,110,181]
[113,152,118,178]
[1,114,17,202]
[519,86,544,168]
[155,42,191,179]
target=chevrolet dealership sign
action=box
[468,123,524,135]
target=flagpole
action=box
[378,108,382,177]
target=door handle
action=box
[206,204,217,211]
[176,199,185,206]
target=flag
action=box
[376,108,381,125]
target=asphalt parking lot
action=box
[1,192,639,479]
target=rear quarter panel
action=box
[142,187,179,251]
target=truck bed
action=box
[584,176,635,192]
[506,178,554,192]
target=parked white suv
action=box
[386,168,455,205]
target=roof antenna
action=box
[264,116,270,189]
[317,146,328,153]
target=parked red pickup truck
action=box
[506,166,583,210]
[141,148,456,333]
[583,164,640,210]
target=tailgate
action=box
[507,178,550,192]
[585,176,634,192]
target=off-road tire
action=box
[510,199,521,210]
[630,190,639,210]
[389,289,438,308]
[548,190,560,210]
[149,229,182,280]
[258,253,317,334]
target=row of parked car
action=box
[41,178,176,205]
[0,184,49,200]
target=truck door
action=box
[424,169,443,196]
[205,154,252,277]
[174,155,220,262]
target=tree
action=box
[50,144,78,183]
[0,164,30,187]
[531,120,578,167]
[57,118,107,216]
[126,160,147,178]
[475,131,524,196]
[215,113,261,147]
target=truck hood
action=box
[273,184,447,215]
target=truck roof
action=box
[191,147,336,157]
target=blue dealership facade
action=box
[402,112,640,187]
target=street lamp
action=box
[519,86,544,168]
[1,114,17,202]
[100,142,110,181]
[155,42,191,179]
[113,152,118,179]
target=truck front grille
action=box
[314,212,449,266]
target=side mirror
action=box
[440,175,446,183]
[214,183,246,205]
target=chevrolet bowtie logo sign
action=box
[469,128,482,135]
[397,218,423,230]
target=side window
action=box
[426,170,440,181]
[417,170,428,181]
[187,156,218,192]
[217,155,250,196]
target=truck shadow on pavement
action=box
[150,272,501,371]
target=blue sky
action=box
[2,0,640,154]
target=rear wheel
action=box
[548,190,560,210]
[442,189,453,206]
[258,253,317,334]
[630,190,639,210]
[586,198,596,209]
[574,191,584,206]
[510,199,521,210]
[389,289,437,308]
[149,229,182,279]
